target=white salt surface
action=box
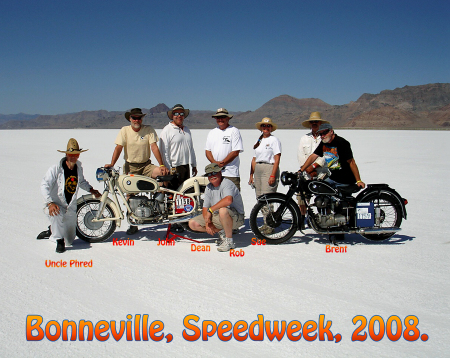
[0,129,448,357]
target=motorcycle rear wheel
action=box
[360,193,402,241]
[250,197,298,244]
[76,199,116,243]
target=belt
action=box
[127,160,150,165]
[256,162,273,165]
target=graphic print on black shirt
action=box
[314,135,356,184]
[63,161,78,204]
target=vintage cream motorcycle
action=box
[76,167,208,242]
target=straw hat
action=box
[167,104,190,119]
[301,111,329,128]
[212,108,233,119]
[255,117,278,131]
[125,108,147,122]
[57,138,88,154]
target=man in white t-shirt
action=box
[205,108,244,191]
[159,104,197,189]
[105,108,169,234]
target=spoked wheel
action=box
[181,184,207,233]
[360,193,402,241]
[250,197,299,244]
[76,199,116,243]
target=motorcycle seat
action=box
[339,184,360,195]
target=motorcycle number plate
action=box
[175,195,194,214]
[356,202,375,227]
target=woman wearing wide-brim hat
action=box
[249,117,282,197]
[249,118,282,234]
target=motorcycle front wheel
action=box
[249,197,299,244]
[360,193,403,241]
[76,199,116,243]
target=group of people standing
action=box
[38,105,365,252]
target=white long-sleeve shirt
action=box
[159,122,197,168]
[297,132,325,167]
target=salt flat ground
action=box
[0,129,448,358]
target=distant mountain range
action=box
[1,83,449,129]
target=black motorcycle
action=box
[249,169,407,244]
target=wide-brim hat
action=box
[302,111,329,128]
[57,138,88,154]
[212,108,233,119]
[255,117,278,132]
[167,104,190,119]
[204,163,223,176]
[125,108,147,122]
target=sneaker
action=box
[172,224,185,233]
[259,225,274,235]
[37,226,51,240]
[56,239,65,253]
[215,230,226,245]
[329,234,345,245]
[217,237,235,252]
[126,225,139,235]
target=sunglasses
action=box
[130,116,143,120]
[173,112,185,116]
[207,171,220,177]
[318,129,331,137]
[310,121,319,124]
[261,124,272,128]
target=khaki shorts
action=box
[192,207,244,230]
[124,160,157,177]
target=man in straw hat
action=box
[205,108,244,191]
[38,138,101,253]
[188,163,245,252]
[159,104,198,188]
[297,112,328,221]
[105,107,169,235]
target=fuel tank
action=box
[117,174,159,194]
[308,181,337,195]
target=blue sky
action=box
[1,0,449,114]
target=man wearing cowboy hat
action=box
[105,107,169,235]
[188,163,245,252]
[205,108,244,191]
[297,112,328,219]
[159,104,198,189]
[38,138,101,253]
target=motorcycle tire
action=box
[180,184,207,233]
[76,199,116,243]
[249,197,299,244]
[360,192,403,241]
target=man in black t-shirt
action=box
[300,124,365,243]
[300,123,365,189]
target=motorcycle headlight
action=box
[96,167,108,182]
[280,171,296,186]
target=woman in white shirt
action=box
[248,117,282,198]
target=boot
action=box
[56,239,66,253]
[126,225,139,235]
[37,226,51,240]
